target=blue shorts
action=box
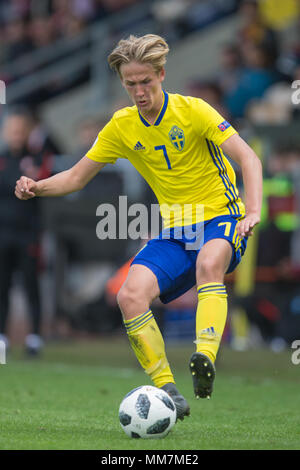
[131,215,247,304]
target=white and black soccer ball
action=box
[119,385,177,439]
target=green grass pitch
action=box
[0,338,299,450]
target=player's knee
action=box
[197,256,223,282]
[117,283,143,313]
[117,285,133,310]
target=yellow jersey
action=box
[86,91,245,228]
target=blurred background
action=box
[0,0,300,356]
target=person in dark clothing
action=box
[0,110,53,354]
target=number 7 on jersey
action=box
[154,145,172,170]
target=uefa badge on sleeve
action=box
[218,120,231,132]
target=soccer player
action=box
[15,34,262,421]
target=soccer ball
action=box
[119,385,177,439]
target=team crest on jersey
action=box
[168,125,185,151]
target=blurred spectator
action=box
[75,116,102,157]
[187,79,230,119]
[240,142,300,347]
[99,0,141,14]
[267,144,300,273]
[50,0,91,39]
[237,0,279,64]
[0,0,31,24]
[63,14,87,38]
[257,142,300,278]
[29,15,55,49]
[54,116,105,171]
[290,154,300,270]
[257,0,299,32]
[246,60,300,124]
[72,0,97,20]
[246,81,293,124]
[0,109,56,354]
[218,43,243,95]
[292,65,300,120]
[0,0,141,67]
[152,0,239,40]
[27,112,61,157]
[151,0,190,39]
[2,18,33,63]
[267,143,300,177]
[224,41,281,119]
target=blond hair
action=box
[108,34,169,78]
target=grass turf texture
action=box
[0,338,299,450]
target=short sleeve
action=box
[191,98,237,146]
[85,117,126,164]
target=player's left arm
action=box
[221,133,263,238]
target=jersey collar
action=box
[138,90,169,127]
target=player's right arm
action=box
[15,156,106,200]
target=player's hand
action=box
[236,213,260,238]
[15,176,39,200]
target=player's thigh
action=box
[196,238,233,284]
[117,264,160,311]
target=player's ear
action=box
[159,67,166,83]
[118,66,125,87]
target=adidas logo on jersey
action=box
[134,141,146,150]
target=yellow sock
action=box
[195,283,228,363]
[124,310,175,388]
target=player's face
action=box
[120,61,165,120]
